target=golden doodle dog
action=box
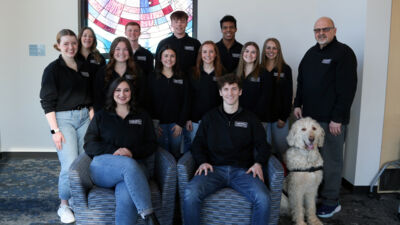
[281,117,325,225]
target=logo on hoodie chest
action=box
[234,121,248,128]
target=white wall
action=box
[0,0,392,186]
[351,0,392,185]
[197,0,366,88]
[0,0,79,152]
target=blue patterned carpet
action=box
[0,158,65,225]
[0,156,399,225]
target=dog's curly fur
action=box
[282,117,325,225]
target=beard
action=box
[316,34,329,45]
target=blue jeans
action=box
[263,121,289,161]
[182,121,200,153]
[183,166,270,225]
[158,123,183,159]
[55,108,90,200]
[90,154,153,225]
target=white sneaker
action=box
[57,204,76,223]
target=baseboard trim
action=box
[1,152,58,159]
[342,178,377,193]
[1,148,56,152]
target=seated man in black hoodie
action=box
[183,74,272,225]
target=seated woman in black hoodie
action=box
[84,77,159,225]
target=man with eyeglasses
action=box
[293,17,357,218]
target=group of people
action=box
[40,9,357,225]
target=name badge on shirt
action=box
[184,46,194,51]
[234,121,248,128]
[321,58,332,64]
[273,72,285,78]
[213,76,217,81]
[249,77,260,82]
[129,119,142,125]
[173,79,183,85]
[136,56,146,61]
[125,74,134,80]
[232,53,240,58]
[80,71,90,77]
[90,59,100,65]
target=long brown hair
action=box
[105,37,138,84]
[261,38,287,80]
[78,27,103,63]
[194,41,223,79]
[236,42,260,79]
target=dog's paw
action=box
[294,221,307,225]
[308,217,323,225]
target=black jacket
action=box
[40,55,93,113]
[147,72,190,127]
[134,46,154,76]
[262,65,293,122]
[192,106,271,169]
[216,40,243,73]
[76,52,106,75]
[239,71,272,122]
[155,33,201,74]
[84,109,157,159]
[294,37,357,124]
[188,69,222,122]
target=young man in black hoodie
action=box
[294,17,357,218]
[183,74,272,225]
[155,10,200,75]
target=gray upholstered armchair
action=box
[69,147,177,225]
[177,152,284,225]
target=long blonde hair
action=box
[236,42,260,79]
[261,38,287,80]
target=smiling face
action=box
[113,41,130,63]
[80,29,94,50]
[58,35,78,59]
[201,44,216,65]
[125,24,141,42]
[221,21,237,42]
[314,17,336,48]
[243,45,258,64]
[264,40,278,61]
[171,18,188,36]
[161,49,176,69]
[219,82,242,106]
[113,81,131,106]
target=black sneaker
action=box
[317,203,341,218]
[144,213,160,225]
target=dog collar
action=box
[288,166,323,173]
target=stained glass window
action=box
[83,0,195,54]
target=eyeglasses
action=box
[313,27,335,33]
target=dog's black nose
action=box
[309,137,314,143]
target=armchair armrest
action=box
[154,147,177,225]
[69,153,93,210]
[177,151,196,198]
[177,151,196,223]
[267,155,284,225]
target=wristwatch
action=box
[51,128,60,134]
